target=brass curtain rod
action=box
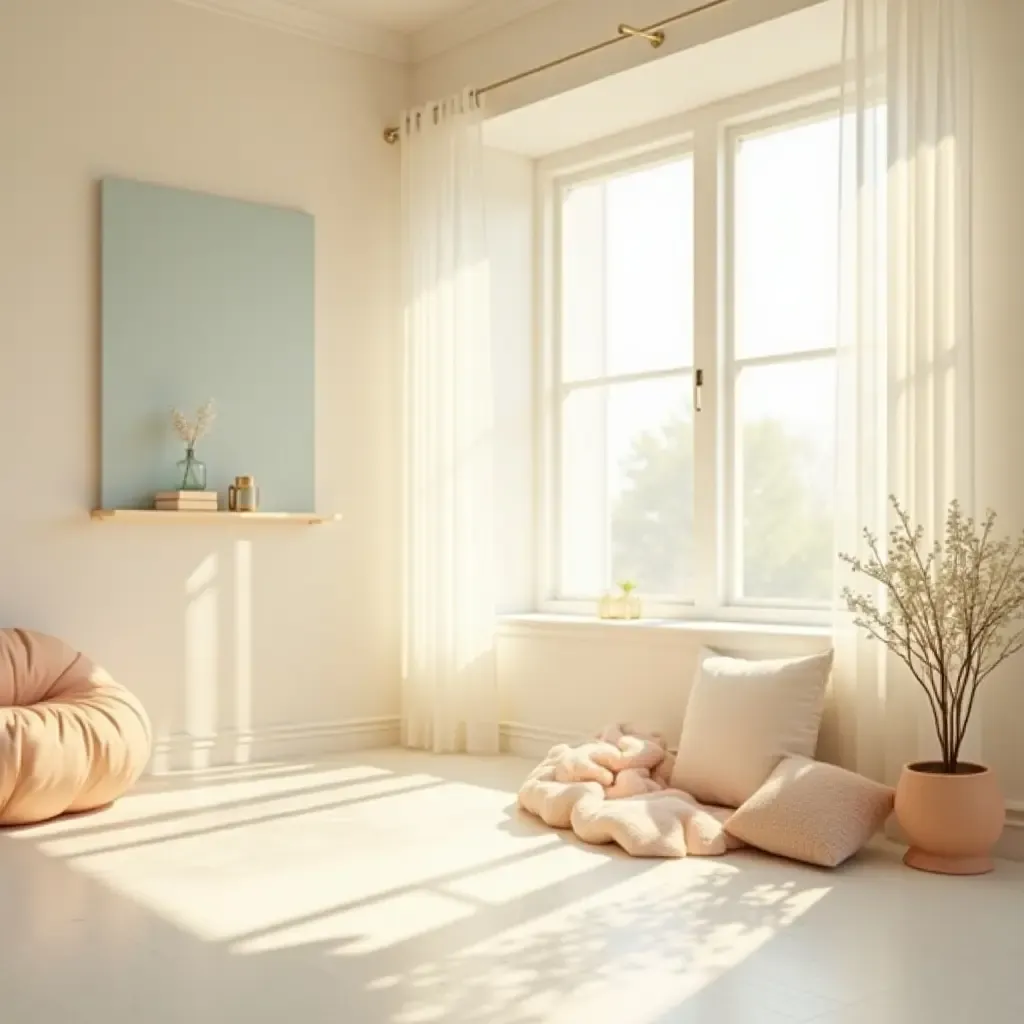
[383,0,736,144]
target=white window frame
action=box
[550,141,697,609]
[534,69,841,626]
[722,98,843,616]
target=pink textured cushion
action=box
[671,649,832,808]
[725,756,894,867]
[0,629,152,825]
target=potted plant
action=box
[841,498,1021,874]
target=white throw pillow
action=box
[670,648,833,808]
[725,756,894,867]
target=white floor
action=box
[0,750,1021,1024]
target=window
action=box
[730,114,839,607]
[558,154,695,600]
[542,93,840,619]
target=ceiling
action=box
[174,0,563,62]
[309,0,507,35]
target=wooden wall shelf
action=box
[90,510,341,525]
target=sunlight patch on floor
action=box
[443,842,614,905]
[15,763,396,840]
[34,771,441,858]
[239,889,479,956]
[14,758,557,946]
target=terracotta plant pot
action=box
[895,762,1005,875]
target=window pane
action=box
[735,116,840,359]
[736,359,835,603]
[561,376,693,597]
[561,181,605,382]
[561,157,693,381]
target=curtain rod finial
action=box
[384,126,400,145]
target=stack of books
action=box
[154,491,219,512]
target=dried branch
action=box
[171,400,216,447]
[842,496,1024,772]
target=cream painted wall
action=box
[0,0,406,767]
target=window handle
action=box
[694,369,704,413]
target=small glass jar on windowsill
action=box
[598,581,642,620]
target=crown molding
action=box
[171,0,411,62]
[411,0,566,62]
[170,0,570,65]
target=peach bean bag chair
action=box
[0,629,151,825]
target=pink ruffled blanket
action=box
[517,724,744,858]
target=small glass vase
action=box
[177,447,207,491]
[598,590,642,620]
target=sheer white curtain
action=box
[400,90,499,754]
[830,0,975,781]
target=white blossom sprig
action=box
[841,497,1024,772]
[171,400,216,448]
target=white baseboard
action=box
[499,721,587,759]
[149,716,401,773]
[999,801,1024,861]
[151,717,574,771]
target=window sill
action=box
[497,613,832,643]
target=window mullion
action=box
[562,366,692,393]
[539,173,560,605]
[692,113,721,612]
[599,184,610,592]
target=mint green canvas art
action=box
[100,178,315,511]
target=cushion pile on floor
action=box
[517,649,895,867]
[519,724,742,858]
